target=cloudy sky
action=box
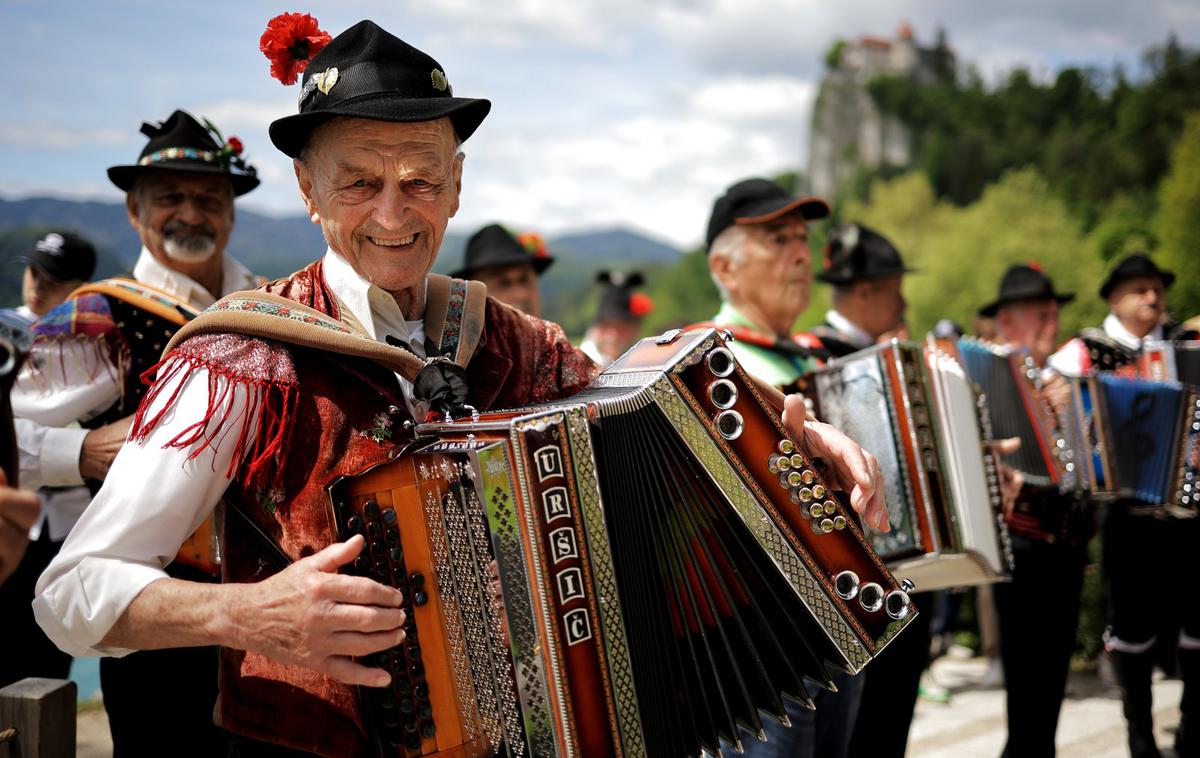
[3,0,1198,248]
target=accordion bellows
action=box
[327,329,915,757]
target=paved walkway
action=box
[75,654,1183,757]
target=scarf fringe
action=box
[25,333,127,396]
[131,352,298,493]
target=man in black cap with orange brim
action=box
[34,17,890,758]
[1050,252,1199,758]
[453,223,554,317]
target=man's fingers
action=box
[326,603,407,633]
[989,437,1022,457]
[327,627,407,658]
[308,535,368,574]
[322,655,392,688]
[318,572,404,607]
[781,394,806,437]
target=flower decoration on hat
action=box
[517,231,549,259]
[1026,260,1044,272]
[260,12,332,85]
[201,118,257,178]
[629,292,654,318]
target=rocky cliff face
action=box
[809,25,953,199]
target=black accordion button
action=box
[367,522,382,539]
[388,546,403,563]
[413,683,429,699]
[385,527,400,546]
[412,590,429,607]
[382,508,398,525]
[409,661,425,678]
[403,717,418,734]
[408,572,426,589]
[364,500,381,519]
[418,704,432,720]
[346,516,364,534]
[399,697,414,715]
[406,644,421,660]
[420,721,435,739]
[405,735,422,751]
[354,556,370,573]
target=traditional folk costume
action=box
[1050,254,1199,758]
[16,110,260,756]
[35,18,596,758]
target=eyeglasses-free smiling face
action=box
[295,117,463,310]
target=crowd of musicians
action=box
[0,12,1194,758]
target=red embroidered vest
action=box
[132,261,596,757]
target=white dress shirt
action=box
[12,247,258,540]
[33,249,426,658]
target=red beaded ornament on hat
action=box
[629,292,654,318]
[516,231,550,260]
[260,12,332,85]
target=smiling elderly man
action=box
[35,20,887,758]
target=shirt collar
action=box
[714,301,762,332]
[1103,312,1163,351]
[132,246,257,309]
[321,249,425,351]
[824,309,873,349]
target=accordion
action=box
[1059,373,1200,508]
[327,328,916,757]
[801,339,1010,592]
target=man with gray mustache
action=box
[9,108,261,756]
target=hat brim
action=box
[734,195,831,227]
[450,253,554,280]
[816,265,916,285]
[107,163,260,196]
[1099,270,1175,299]
[978,292,1075,318]
[269,95,492,158]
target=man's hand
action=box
[0,470,41,585]
[227,535,407,687]
[782,394,890,531]
[989,437,1024,517]
[1040,372,1071,418]
[80,415,135,481]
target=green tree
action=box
[1154,111,1200,319]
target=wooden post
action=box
[0,678,76,758]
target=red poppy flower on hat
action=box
[227,136,244,155]
[260,12,332,85]
[517,231,549,259]
[628,292,654,318]
[1026,260,1044,272]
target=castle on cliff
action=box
[808,23,955,199]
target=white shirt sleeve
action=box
[32,364,256,658]
[11,338,123,488]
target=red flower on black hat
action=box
[227,136,244,155]
[517,231,549,259]
[1026,260,1044,272]
[629,292,654,318]
[260,12,332,85]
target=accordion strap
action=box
[161,274,487,382]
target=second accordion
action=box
[327,328,916,757]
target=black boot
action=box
[1112,649,1162,758]
[1178,648,1199,758]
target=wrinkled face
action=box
[725,217,812,327]
[473,262,541,317]
[22,266,81,317]
[997,299,1061,366]
[127,171,235,265]
[856,275,907,339]
[295,117,463,295]
[1108,275,1166,338]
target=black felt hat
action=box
[107,110,259,196]
[978,263,1075,317]
[268,20,491,158]
[705,178,830,249]
[594,271,652,323]
[818,223,914,285]
[451,224,554,279]
[1098,253,1176,299]
[16,231,97,283]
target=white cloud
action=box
[0,124,127,150]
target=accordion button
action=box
[374,563,390,580]
[364,500,382,519]
[801,470,815,485]
[379,690,395,708]
[797,487,814,502]
[410,661,426,678]
[790,454,805,469]
[403,718,418,734]
[346,516,364,534]
[421,722,436,739]
[386,527,400,546]
[812,485,826,499]
[370,540,385,555]
[367,522,382,539]
[389,546,404,562]
[405,736,422,751]
[809,504,823,519]
[382,508,398,525]
[382,712,400,728]
[407,644,422,660]
[820,518,835,533]
[399,697,414,714]
[833,516,847,530]
[777,439,794,455]
[824,501,837,516]
[409,572,426,589]
[413,683,429,699]
[354,556,370,573]
[412,590,429,607]
[419,705,433,720]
